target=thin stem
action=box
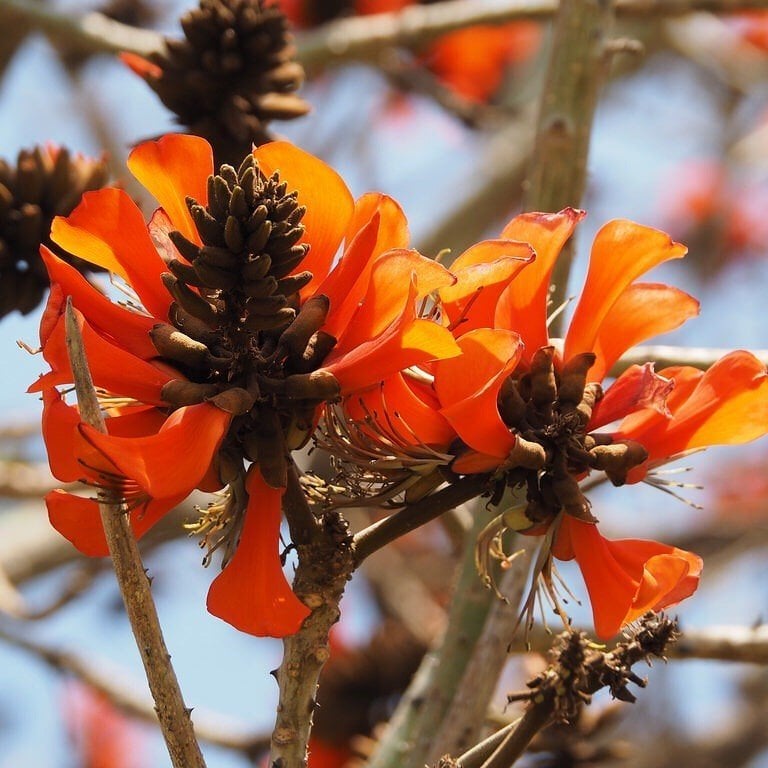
[352,474,488,566]
[522,0,616,337]
[456,721,519,768]
[63,300,206,768]
[269,460,354,767]
[478,707,551,768]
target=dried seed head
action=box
[134,0,310,163]
[0,146,108,318]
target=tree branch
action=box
[522,0,616,335]
[64,299,206,768]
[352,474,489,566]
[269,460,354,767]
[5,0,768,70]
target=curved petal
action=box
[40,248,157,360]
[29,308,175,406]
[50,188,171,319]
[555,517,702,639]
[319,193,411,336]
[495,208,584,355]
[325,277,461,394]
[335,249,455,353]
[345,192,409,252]
[255,142,354,291]
[46,490,182,557]
[440,239,534,334]
[621,352,768,479]
[206,467,310,637]
[434,328,522,458]
[343,372,455,449]
[587,283,700,380]
[589,363,674,431]
[81,403,231,499]
[565,221,687,364]
[128,135,213,244]
[451,450,504,474]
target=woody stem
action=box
[63,299,206,768]
[352,473,489,566]
[269,459,353,768]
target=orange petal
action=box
[81,404,231,499]
[495,209,584,356]
[206,466,310,637]
[335,249,455,353]
[344,191,409,251]
[127,135,213,244]
[587,283,700,380]
[565,221,687,364]
[29,308,174,406]
[589,363,674,431]
[434,328,522,457]
[343,372,455,449]
[425,24,538,102]
[40,247,157,360]
[50,188,171,319]
[46,489,182,558]
[319,193,411,335]
[119,51,162,79]
[255,142,354,292]
[440,239,534,334]
[558,517,701,639]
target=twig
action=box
[455,720,520,768]
[427,542,534,762]
[522,0,616,335]
[613,344,768,373]
[269,460,354,767]
[6,0,768,70]
[480,616,680,768]
[0,625,270,756]
[352,474,489,566]
[63,299,206,768]
[508,623,768,664]
[366,503,501,768]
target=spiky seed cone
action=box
[0,146,108,319]
[139,0,310,164]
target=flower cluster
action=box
[33,135,768,641]
[338,208,768,638]
[32,134,458,636]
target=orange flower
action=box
[342,209,768,637]
[33,133,459,636]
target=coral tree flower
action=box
[345,209,768,638]
[32,133,459,637]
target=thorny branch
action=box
[269,460,354,767]
[64,299,206,768]
[470,615,680,768]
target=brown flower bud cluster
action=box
[0,146,108,319]
[154,153,339,490]
[138,0,310,163]
[491,346,648,526]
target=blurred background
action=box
[1,1,768,766]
